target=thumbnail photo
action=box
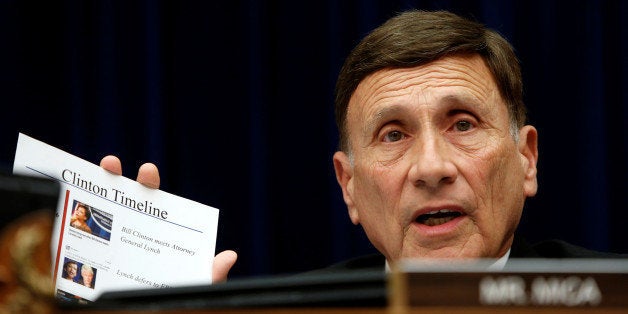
[61,257,98,289]
[70,200,113,241]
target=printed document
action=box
[13,133,219,303]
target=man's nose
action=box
[407,133,458,189]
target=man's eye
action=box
[383,130,404,142]
[454,120,473,132]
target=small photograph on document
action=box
[70,200,113,241]
[76,263,97,289]
[60,257,98,288]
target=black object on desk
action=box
[0,172,59,230]
[87,270,386,310]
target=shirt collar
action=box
[487,249,511,270]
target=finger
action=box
[100,155,123,175]
[136,163,160,189]
[212,250,237,283]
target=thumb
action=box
[212,250,237,283]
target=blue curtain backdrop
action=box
[1,0,626,278]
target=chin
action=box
[399,245,487,260]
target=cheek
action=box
[468,146,525,223]
[351,163,408,258]
[351,162,407,227]
[354,163,404,205]
[462,145,520,205]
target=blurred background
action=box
[1,0,626,278]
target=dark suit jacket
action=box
[509,236,623,258]
[296,235,625,307]
[318,235,624,273]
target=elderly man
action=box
[326,11,621,272]
[331,9,537,267]
[326,10,621,272]
[78,265,96,288]
[100,10,616,279]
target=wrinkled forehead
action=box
[348,55,502,119]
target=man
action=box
[100,10,616,279]
[78,265,95,288]
[331,9,536,267]
[327,10,619,271]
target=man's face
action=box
[333,54,538,261]
[82,269,94,284]
[66,263,77,278]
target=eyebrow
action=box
[363,105,409,135]
[441,94,495,118]
[362,94,492,131]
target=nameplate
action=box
[390,259,628,309]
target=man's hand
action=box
[99,155,237,283]
[212,250,237,283]
[100,155,160,188]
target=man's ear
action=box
[333,151,360,225]
[518,125,538,197]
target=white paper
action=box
[13,133,219,303]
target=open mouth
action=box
[416,209,463,226]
